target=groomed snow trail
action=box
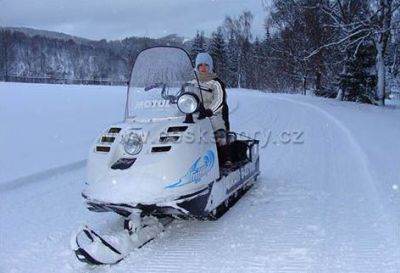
[1,88,399,273]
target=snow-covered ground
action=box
[0,83,126,186]
[0,82,399,272]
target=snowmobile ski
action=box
[71,216,173,265]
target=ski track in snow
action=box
[0,160,86,193]
[1,86,399,273]
[269,95,375,186]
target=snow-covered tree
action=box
[387,19,400,95]
[241,39,255,88]
[223,10,254,88]
[371,0,398,105]
[208,27,227,79]
[225,33,239,87]
[190,31,206,65]
[267,0,334,94]
[0,30,13,81]
[252,38,264,89]
[337,41,377,102]
[304,0,400,104]
[0,28,187,84]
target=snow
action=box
[0,82,126,185]
[0,82,399,272]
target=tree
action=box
[267,0,334,94]
[371,0,398,105]
[0,30,12,81]
[223,10,254,88]
[259,28,278,90]
[305,0,400,104]
[252,38,264,89]
[387,15,400,95]
[208,27,227,79]
[225,33,239,87]
[241,39,256,88]
[338,41,377,103]
[190,31,206,64]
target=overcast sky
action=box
[0,0,270,41]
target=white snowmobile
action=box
[72,46,260,265]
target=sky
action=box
[0,0,271,41]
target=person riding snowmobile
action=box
[194,52,232,167]
[73,47,261,265]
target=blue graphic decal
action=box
[166,150,215,189]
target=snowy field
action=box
[0,82,399,272]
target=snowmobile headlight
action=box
[177,93,199,114]
[123,132,143,155]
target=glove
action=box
[205,109,214,117]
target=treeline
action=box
[192,1,400,104]
[0,28,189,85]
[1,1,399,104]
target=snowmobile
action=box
[71,46,260,265]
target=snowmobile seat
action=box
[219,143,250,176]
[230,140,250,164]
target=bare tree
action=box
[305,0,400,104]
[266,0,337,94]
[0,30,11,81]
[223,10,254,88]
[372,0,398,105]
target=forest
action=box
[1,0,399,104]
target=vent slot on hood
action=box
[108,127,122,134]
[111,158,136,170]
[159,136,180,143]
[96,146,111,153]
[152,146,172,153]
[167,126,188,133]
[101,136,116,143]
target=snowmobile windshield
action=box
[127,47,200,119]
